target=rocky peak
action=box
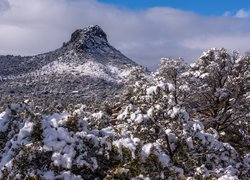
[59,24,137,66]
[70,25,107,43]
[63,25,112,53]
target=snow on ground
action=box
[6,59,133,83]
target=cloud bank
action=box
[0,0,250,69]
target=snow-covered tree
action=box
[155,57,189,106]
[184,48,250,149]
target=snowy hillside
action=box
[0,25,140,108]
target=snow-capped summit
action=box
[59,25,135,65]
[64,25,110,54]
[69,25,108,44]
[0,25,139,107]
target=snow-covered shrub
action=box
[184,48,250,148]
[108,75,246,179]
[0,103,119,179]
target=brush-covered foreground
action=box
[0,48,249,179]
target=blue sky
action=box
[99,0,250,16]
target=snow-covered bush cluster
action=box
[0,48,249,179]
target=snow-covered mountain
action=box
[0,25,139,108]
[0,36,249,179]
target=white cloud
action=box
[235,9,250,18]
[0,0,9,12]
[0,0,250,69]
[223,9,250,18]
[223,11,232,17]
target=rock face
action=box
[0,25,138,109]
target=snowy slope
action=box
[0,25,139,107]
